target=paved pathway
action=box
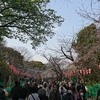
[87,98,96,100]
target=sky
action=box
[6,0,99,63]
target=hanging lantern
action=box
[86,70,89,75]
[69,72,71,77]
[70,71,73,76]
[98,65,100,69]
[9,65,13,71]
[79,70,83,74]
[67,73,69,77]
[73,70,76,74]
[88,69,91,74]
[83,70,86,75]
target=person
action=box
[11,81,22,100]
[63,89,75,100]
[32,82,38,93]
[38,87,48,100]
[38,86,46,96]
[97,88,100,100]
[0,85,5,100]
[28,86,40,100]
[77,82,86,97]
[77,89,86,100]
[18,87,28,100]
[59,82,67,93]
[49,83,61,100]
[23,81,32,94]
[71,83,78,100]
[42,82,49,97]
[59,83,67,100]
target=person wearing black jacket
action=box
[11,81,22,100]
[63,89,75,100]
[0,85,5,100]
[77,89,87,100]
[77,82,86,97]
[97,88,100,100]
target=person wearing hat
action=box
[0,85,5,100]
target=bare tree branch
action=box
[61,46,74,61]
[76,0,100,23]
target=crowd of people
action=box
[10,79,87,100]
[0,79,100,100]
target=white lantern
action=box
[88,69,92,74]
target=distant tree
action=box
[58,34,75,62]
[73,23,97,56]
[72,23,100,80]
[29,60,46,70]
[0,37,6,47]
[0,0,64,48]
[0,47,24,67]
[14,47,33,61]
[40,33,77,80]
[0,62,11,82]
[43,54,66,81]
[44,33,75,62]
